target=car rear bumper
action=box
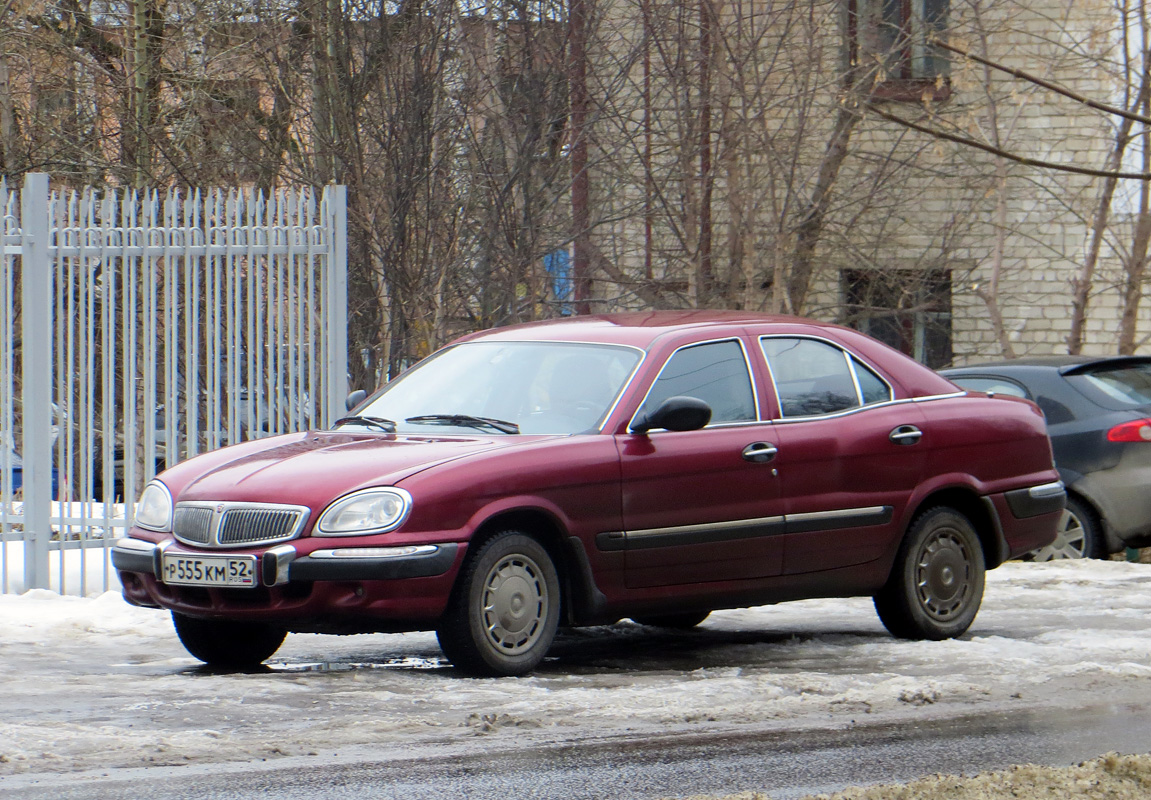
[1004,480,1067,519]
[1073,447,1151,547]
[987,481,1067,563]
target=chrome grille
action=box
[173,506,214,544]
[219,508,304,545]
[172,502,309,549]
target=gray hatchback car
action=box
[943,356,1151,560]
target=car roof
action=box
[451,311,959,398]
[453,310,846,349]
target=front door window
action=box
[635,339,757,426]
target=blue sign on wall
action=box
[544,248,573,316]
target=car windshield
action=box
[1073,363,1151,408]
[355,341,643,435]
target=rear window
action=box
[1072,364,1151,408]
[948,376,1028,399]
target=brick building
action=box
[576,0,1133,366]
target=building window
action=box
[843,269,952,368]
[849,0,950,99]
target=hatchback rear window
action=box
[948,376,1028,399]
[1074,364,1151,407]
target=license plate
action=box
[161,553,258,588]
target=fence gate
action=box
[1,173,348,595]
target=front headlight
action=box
[135,481,173,532]
[316,488,412,536]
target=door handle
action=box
[742,442,778,463]
[889,425,923,445]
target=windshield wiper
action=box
[332,415,397,433]
[405,414,519,434]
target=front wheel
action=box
[436,532,561,677]
[874,507,985,641]
[172,612,286,668]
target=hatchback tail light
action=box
[1107,419,1151,442]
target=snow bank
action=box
[0,542,121,595]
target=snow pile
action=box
[0,542,121,595]
[0,560,1149,777]
[0,589,169,643]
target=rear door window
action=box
[761,337,892,418]
[854,357,892,405]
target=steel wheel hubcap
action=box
[1029,510,1087,561]
[915,529,973,621]
[481,554,548,654]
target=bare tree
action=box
[1068,0,1151,354]
[5,0,1148,377]
[583,0,960,323]
[0,1,21,174]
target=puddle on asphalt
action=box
[269,656,447,673]
[179,655,448,677]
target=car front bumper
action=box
[111,537,464,629]
[112,538,460,583]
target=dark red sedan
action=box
[113,311,1064,676]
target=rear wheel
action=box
[171,612,286,668]
[1025,497,1104,560]
[436,532,561,677]
[874,507,985,640]
[631,611,711,629]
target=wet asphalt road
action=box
[7,703,1151,799]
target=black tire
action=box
[1024,497,1105,561]
[631,611,711,629]
[874,507,985,641]
[172,612,287,668]
[436,532,561,677]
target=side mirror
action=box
[630,396,711,434]
[345,389,367,412]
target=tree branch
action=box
[936,39,1151,127]
[866,104,1151,180]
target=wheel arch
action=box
[906,487,1003,569]
[468,506,589,625]
[1060,483,1120,555]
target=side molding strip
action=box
[597,506,893,551]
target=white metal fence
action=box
[1,174,348,595]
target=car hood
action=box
[164,431,548,508]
